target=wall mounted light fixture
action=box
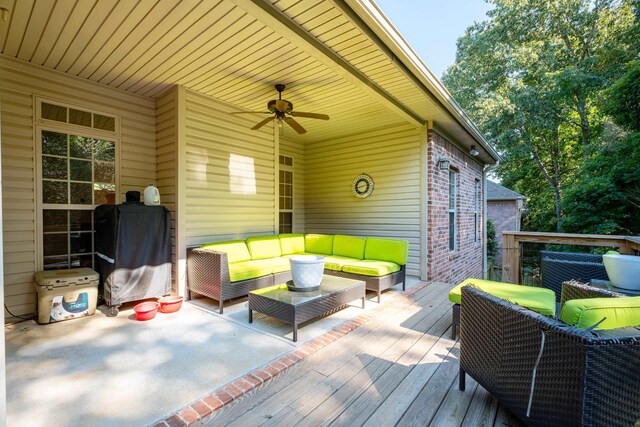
[435,157,450,170]
[470,146,480,157]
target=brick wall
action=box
[427,130,484,284]
[487,200,518,266]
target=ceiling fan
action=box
[232,84,329,134]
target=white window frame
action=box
[449,170,458,252]
[35,97,120,270]
[279,155,294,234]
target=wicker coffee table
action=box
[248,275,366,342]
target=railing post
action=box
[502,233,520,284]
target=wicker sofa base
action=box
[187,248,407,313]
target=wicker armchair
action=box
[540,251,609,302]
[459,282,640,427]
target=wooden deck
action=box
[203,281,526,427]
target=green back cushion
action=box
[200,240,251,263]
[450,278,556,317]
[364,237,408,265]
[246,236,282,260]
[279,234,305,255]
[333,235,366,259]
[560,296,640,330]
[304,234,334,255]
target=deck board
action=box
[205,281,525,427]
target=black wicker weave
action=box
[459,284,640,426]
[186,248,274,314]
[323,265,406,303]
[541,251,609,302]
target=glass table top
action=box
[249,275,364,305]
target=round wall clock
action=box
[352,174,374,198]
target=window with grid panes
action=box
[279,155,294,234]
[474,180,481,243]
[449,170,458,251]
[38,102,117,270]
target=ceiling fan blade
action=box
[290,111,330,120]
[251,116,274,130]
[284,117,307,134]
[275,99,289,112]
[230,111,271,115]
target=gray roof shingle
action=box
[487,180,525,201]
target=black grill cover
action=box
[94,204,172,306]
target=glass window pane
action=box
[69,135,92,159]
[43,233,68,256]
[43,210,68,232]
[94,161,115,183]
[449,212,456,250]
[70,183,92,204]
[70,254,93,269]
[41,103,67,122]
[43,181,68,204]
[70,232,92,254]
[69,108,92,127]
[42,156,67,179]
[70,210,92,231]
[42,131,67,156]
[94,140,115,162]
[94,184,116,205]
[70,159,92,182]
[44,256,69,270]
[93,114,115,132]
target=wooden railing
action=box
[501,231,640,284]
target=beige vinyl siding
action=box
[280,136,305,233]
[156,87,177,291]
[0,56,156,319]
[305,123,422,276]
[184,89,276,245]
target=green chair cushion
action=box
[323,255,359,271]
[364,237,409,265]
[342,260,401,277]
[258,257,291,274]
[560,296,640,330]
[279,234,305,255]
[228,260,273,282]
[333,235,366,260]
[246,236,282,260]
[304,234,334,255]
[200,240,251,263]
[450,278,556,317]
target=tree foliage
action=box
[443,0,640,234]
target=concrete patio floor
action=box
[5,277,420,427]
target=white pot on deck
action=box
[603,254,640,291]
[289,255,325,289]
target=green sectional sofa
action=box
[187,234,409,313]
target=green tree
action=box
[443,0,638,232]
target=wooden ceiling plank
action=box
[301,7,342,32]
[16,0,55,60]
[124,2,250,94]
[55,0,118,71]
[271,0,302,13]
[278,0,327,21]
[288,1,333,24]
[92,0,185,83]
[42,0,96,68]
[0,0,17,51]
[29,0,78,64]
[2,0,35,57]
[66,0,140,75]
[105,0,207,87]
[229,0,423,127]
[76,0,157,78]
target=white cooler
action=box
[33,268,99,324]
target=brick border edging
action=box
[153,282,430,427]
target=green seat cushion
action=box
[200,240,251,263]
[333,235,366,260]
[246,236,282,260]
[323,255,358,271]
[342,260,401,277]
[259,257,292,274]
[560,296,640,330]
[228,260,273,282]
[279,234,305,255]
[364,237,408,265]
[450,278,556,317]
[304,234,334,255]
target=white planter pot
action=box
[289,255,325,289]
[603,254,640,291]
